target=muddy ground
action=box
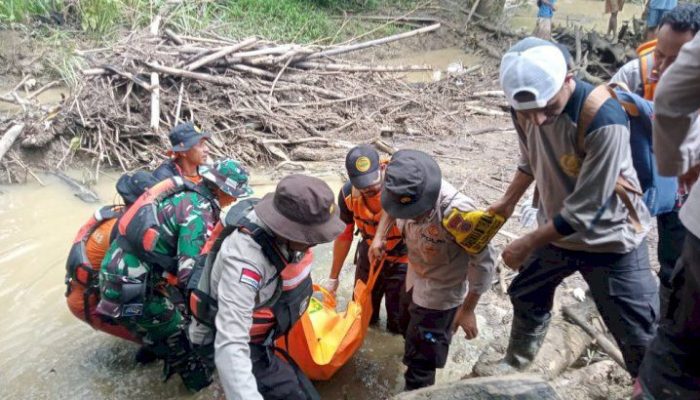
[0,0,652,399]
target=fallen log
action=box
[0,124,26,162]
[474,40,502,59]
[48,170,100,203]
[473,299,595,379]
[476,20,522,38]
[562,305,625,368]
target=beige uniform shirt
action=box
[397,180,496,311]
[188,211,291,400]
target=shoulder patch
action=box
[240,268,262,289]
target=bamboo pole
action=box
[304,23,441,60]
[184,37,258,71]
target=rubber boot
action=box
[161,330,213,392]
[135,345,159,365]
[490,313,551,375]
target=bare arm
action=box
[488,169,534,218]
[329,233,353,280]
[368,212,396,265]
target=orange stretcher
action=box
[276,258,385,381]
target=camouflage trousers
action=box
[97,244,213,391]
[97,244,185,347]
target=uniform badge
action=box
[355,156,371,172]
[240,268,262,290]
[559,154,582,177]
[122,303,143,317]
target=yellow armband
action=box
[441,209,505,254]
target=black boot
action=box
[490,313,551,374]
[161,331,213,392]
[134,346,159,365]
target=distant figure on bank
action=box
[534,0,556,40]
[605,0,625,40]
[646,0,678,39]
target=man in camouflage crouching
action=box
[96,158,252,392]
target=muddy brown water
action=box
[382,47,483,83]
[0,85,70,114]
[0,170,414,399]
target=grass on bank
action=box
[0,0,416,43]
[1,0,417,85]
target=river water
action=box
[0,170,421,399]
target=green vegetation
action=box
[0,0,415,43]
[0,0,415,87]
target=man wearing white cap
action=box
[488,37,658,377]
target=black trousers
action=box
[250,344,319,400]
[639,232,700,399]
[355,240,408,334]
[400,288,458,391]
[656,209,687,314]
[508,241,658,377]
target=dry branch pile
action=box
[1,21,510,179]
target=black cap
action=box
[345,145,380,189]
[116,170,159,205]
[381,150,442,219]
[169,122,211,152]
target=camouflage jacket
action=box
[101,185,218,289]
[152,187,218,281]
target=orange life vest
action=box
[66,206,123,291]
[65,206,140,343]
[343,184,407,263]
[636,39,657,101]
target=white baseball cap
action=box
[499,38,568,111]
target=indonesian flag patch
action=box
[240,268,262,290]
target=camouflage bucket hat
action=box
[199,158,253,198]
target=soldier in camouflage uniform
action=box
[97,158,253,392]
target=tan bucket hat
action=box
[254,174,344,245]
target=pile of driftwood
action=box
[553,22,645,84]
[0,19,515,180]
[462,13,646,84]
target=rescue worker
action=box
[369,150,496,391]
[188,174,344,400]
[323,145,408,334]
[492,37,657,377]
[610,3,700,312]
[97,159,252,392]
[636,30,700,400]
[611,4,700,101]
[153,122,210,182]
[65,170,158,343]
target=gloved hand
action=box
[320,278,339,294]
